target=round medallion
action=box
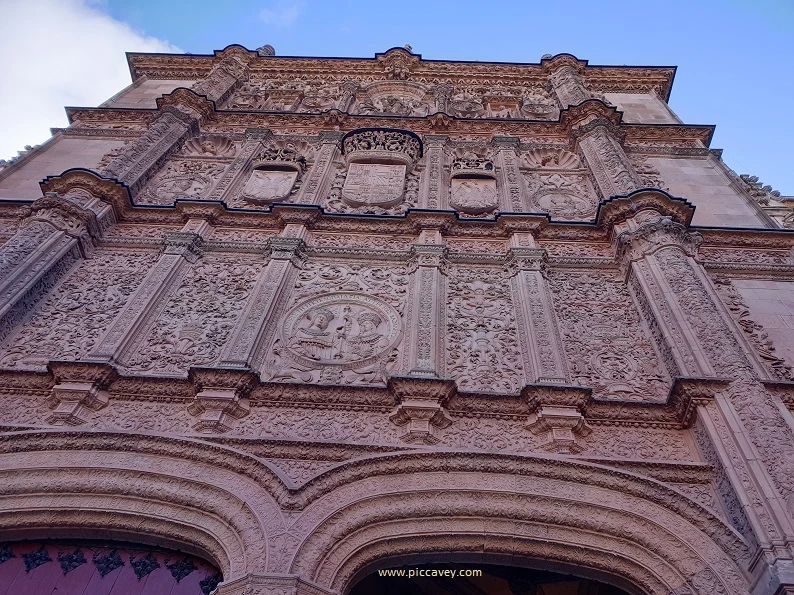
[280,292,402,369]
[534,191,593,219]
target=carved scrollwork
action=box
[138,159,227,205]
[182,135,236,158]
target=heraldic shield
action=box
[242,168,299,204]
[342,163,406,208]
[450,176,498,214]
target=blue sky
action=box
[2,0,792,194]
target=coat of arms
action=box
[241,169,298,204]
[450,177,498,214]
[342,163,406,208]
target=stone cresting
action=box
[0,43,792,595]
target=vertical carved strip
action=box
[575,126,639,198]
[295,132,342,205]
[87,220,210,363]
[210,130,271,201]
[509,246,568,383]
[548,65,590,108]
[102,110,198,195]
[420,136,447,209]
[219,235,305,369]
[406,237,445,377]
[493,137,524,211]
[191,56,248,104]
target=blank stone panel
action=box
[0,137,128,199]
[604,92,679,124]
[731,279,794,367]
[648,156,767,227]
[105,79,198,108]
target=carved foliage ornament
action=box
[241,142,308,204]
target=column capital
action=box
[616,217,703,271]
[187,367,256,433]
[45,361,118,426]
[523,383,592,454]
[163,231,204,262]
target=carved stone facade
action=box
[0,45,793,595]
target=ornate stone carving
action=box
[45,361,117,426]
[629,155,668,190]
[182,135,237,157]
[342,128,422,166]
[548,271,669,401]
[521,147,581,169]
[138,159,226,204]
[267,261,408,385]
[388,376,454,444]
[0,250,156,369]
[445,267,523,393]
[187,367,256,433]
[124,256,260,373]
[712,277,793,380]
[524,172,597,219]
[377,47,418,80]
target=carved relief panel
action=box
[123,255,262,374]
[521,148,599,220]
[446,85,557,120]
[444,266,524,393]
[353,81,432,116]
[548,271,669,402]
[237,142,310,205]
[323,128,422,215]
[265,260,410,385]
[0,249,158,369]
[136,135,236,205]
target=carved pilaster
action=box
[493,136,524,211]
[388,376,455,444]
[191,54,250,105]
[570,114,642,198]
[295,131,343,204]
[102,107,199,195]
[617,215,794,567]
[406,231,447,377]
[45,361,117,426]
[219,227,306,369]
[508,239,568,384]
[0,194,100,342]
[549,62,590,109]
[187,367,255,433]
[211,128,273,202]
[434,83,452,113]
[86,219,210,364]
[420,135,447,209]
[337,81,358,112]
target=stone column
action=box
[419,135,447,209]
[617,216,794,591]
[508,235,568,384]
[568,115,641,199]
[86,218,210,364]
[191,53,250,105]
[218,224,306,369]
[0,194,100,342]
[493,136,525,212]
[404,229,447,377]
[295,131,343,205]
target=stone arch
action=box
[286,452,750,594]
[0,429,287,578]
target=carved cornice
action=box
[561,99,624,134]
[39,168,132,225]
[616,217,703,268]
[155,88,216,121]
[540,53,588,74]
[596,188,696,229]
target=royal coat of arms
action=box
[241,168,298,204]
[342,163,406,208]
[449,177,498,214]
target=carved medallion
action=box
[342,163,406,208]
[450,177,498,215]
[242,169,298,204]
[280,292,402,369]
[535,191,593,219]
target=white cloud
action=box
[0,0,181,161]
[259,0,304,27]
